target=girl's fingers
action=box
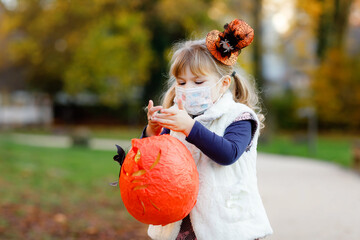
[152,118,177,130]
[160,108,177,115]
[153,113,174,120]
[147,100,154,114]
[151,117,173,125]
[155,121,173,129]
[147,100,163,115]
[177,98,184,110]
[150,106,163,113]
[147,100,153,118]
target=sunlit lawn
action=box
[258,133,354,167]
[0,135,148,240]
[10,126,356,167]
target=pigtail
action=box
[233,73,249,106]
[161,83,176,109]
[232,71,265,129]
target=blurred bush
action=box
[312,49,360,130]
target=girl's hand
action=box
[151,99,195,136]
[145,100,163,137]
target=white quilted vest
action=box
[148,91,273,240]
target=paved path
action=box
[257,153,360,240]
[9,134,360,239]
[10,133,131,150]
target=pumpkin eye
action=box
[150,150,161,170]
[131,148,145,176]
[134,148,141,163]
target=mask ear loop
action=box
[212,75,230,104]
[218,71,236,99]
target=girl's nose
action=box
[183,82,195,89]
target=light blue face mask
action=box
[174,77,224,115]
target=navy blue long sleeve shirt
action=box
[141,119,254,166]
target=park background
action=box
[0,0,360,239]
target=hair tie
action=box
[231,71,236,78]
[206,19,254,66]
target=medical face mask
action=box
[175,78,224,115]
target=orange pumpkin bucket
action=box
[119,134,199,225]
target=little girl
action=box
[142,19,273,240]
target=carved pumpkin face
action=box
[119,134,199,225]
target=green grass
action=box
[8,126,355,168]
[258,133,354,167]
[11,125,144,140]
[0,135,148,240]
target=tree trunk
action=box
[316,0,353,60]
[253,0,264,91]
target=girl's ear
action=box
[222,75,231,90]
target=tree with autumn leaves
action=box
[297,0,360,130]
[1,0,359,130]
[0,0,217,106]
[0,1,154,106]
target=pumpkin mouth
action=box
[133,185,149,191]
[140,198,145,215]
[129,149,161,177]
[132,169,146,176]
[150,200,160,211]
[128,149,163,213]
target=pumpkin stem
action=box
[111,144,126,182]
[114,144,125,165]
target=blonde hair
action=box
[161,39,265,129]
